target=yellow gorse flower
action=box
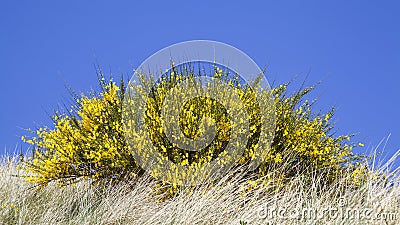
[20,63,367,195]
[20,77,137,187]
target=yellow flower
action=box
[19,64,366,196]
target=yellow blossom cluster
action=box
[20,78,138,187]
[122,63,275,188]
[249,84,362,187]
[20,63,367,193]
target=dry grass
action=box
[1,148,399,225]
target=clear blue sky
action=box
[1,1,399,165]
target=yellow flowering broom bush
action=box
[122,63,276,189]
[20,64,368,191]
[20,75,139,187]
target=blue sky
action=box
[1,1,399,165]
